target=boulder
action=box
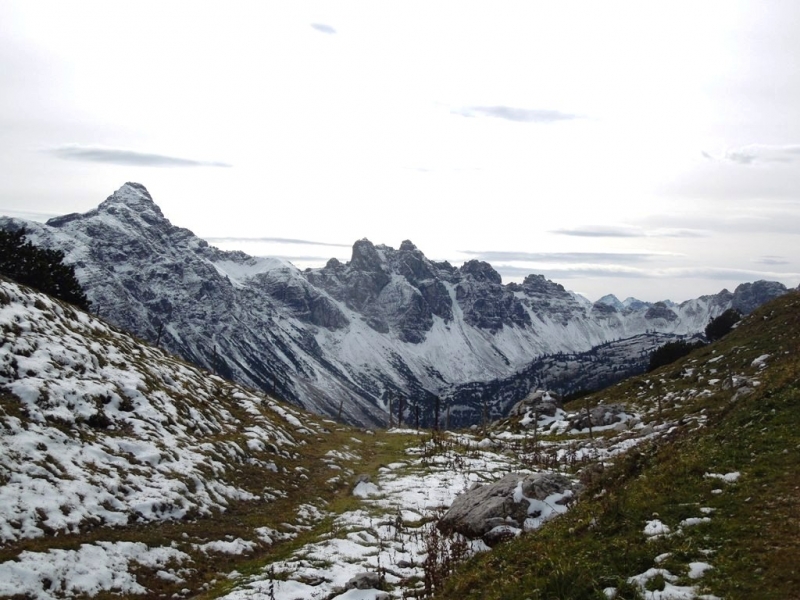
[437,472,578,545]
[345,571,382,590]
[570,403,627,430]
[509,390,562,418]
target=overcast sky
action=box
[2,1,799,302]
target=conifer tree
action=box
[0,228,91,311]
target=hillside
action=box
[438,292,800,599]
[0,277,383,597]
[1,275,797,599]
[1,183,790,427]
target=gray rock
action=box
[345,571,382,590]
[483,524,521,546]
[570,403,627,430]
[509,390,562,418]
[731,280,788,314]
[437,472,578,542]
[731,386,754,402]
[639,424,655,436]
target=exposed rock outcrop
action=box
[437,472,579,546]
[570,403,628,431]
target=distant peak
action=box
[121,182,152,197]
[399,240,417,252]
[350,238,385,271]
[99,183,163,218]
[596,294,623,308]
[115,182,156,204]
[460,259,502,285]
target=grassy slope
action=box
[439,292,800,600]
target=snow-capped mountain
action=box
[0,183,789,426]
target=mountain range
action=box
[0,183,791,426]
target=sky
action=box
[1,1,799,302]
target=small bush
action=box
[87,410,112,429]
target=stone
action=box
[437,472,578,544]
[345,571,382,590]
[509,390,562,418]
[570,404,627,430]
[483,524,521,546]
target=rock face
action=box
[437,473,578,545]
[0,183,790,427]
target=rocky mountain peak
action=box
[520,274,567,295]
[350,238,386,272]
[596,294,624,310]
[645,301,678,322]
[44,183,163,230]
[623,297,651,311]
[460,260,502,285]
[2,182,793,430]
[100,182,162,216]
[399,239,418,252]
[732,280,789,314]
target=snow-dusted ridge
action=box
[0,278,325,544]
[0,183,790,427]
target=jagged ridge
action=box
[0,183,790,426]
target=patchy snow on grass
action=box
[644,520,671,537]
[353,481,380,498]
[704,471,741,483]
[688,562,713,579]
[0,541,188,600]
[195,538,258,555]
[0,280,321,545]
[219,435,522,600]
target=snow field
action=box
[220,435,538,600]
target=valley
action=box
[1,276,798,598]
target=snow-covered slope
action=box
[0,278,329,544]
[0,183,789,426]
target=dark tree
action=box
[648,339,705,372]
[0,228,91,311]
[705,308,742,342]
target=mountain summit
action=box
[0,184,790,426]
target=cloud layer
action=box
[704,143,800,165]
[454,106,580,123]
[461,250,672,264]
[551,226,708,239]
[48,145,232,168]
[204,236,349,248]
[495,264,800,283]
[310,23,336,34]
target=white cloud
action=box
[310,23,336,34]
[705,144,800,165]
[453,106,581,123]
[48,145,231,168]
